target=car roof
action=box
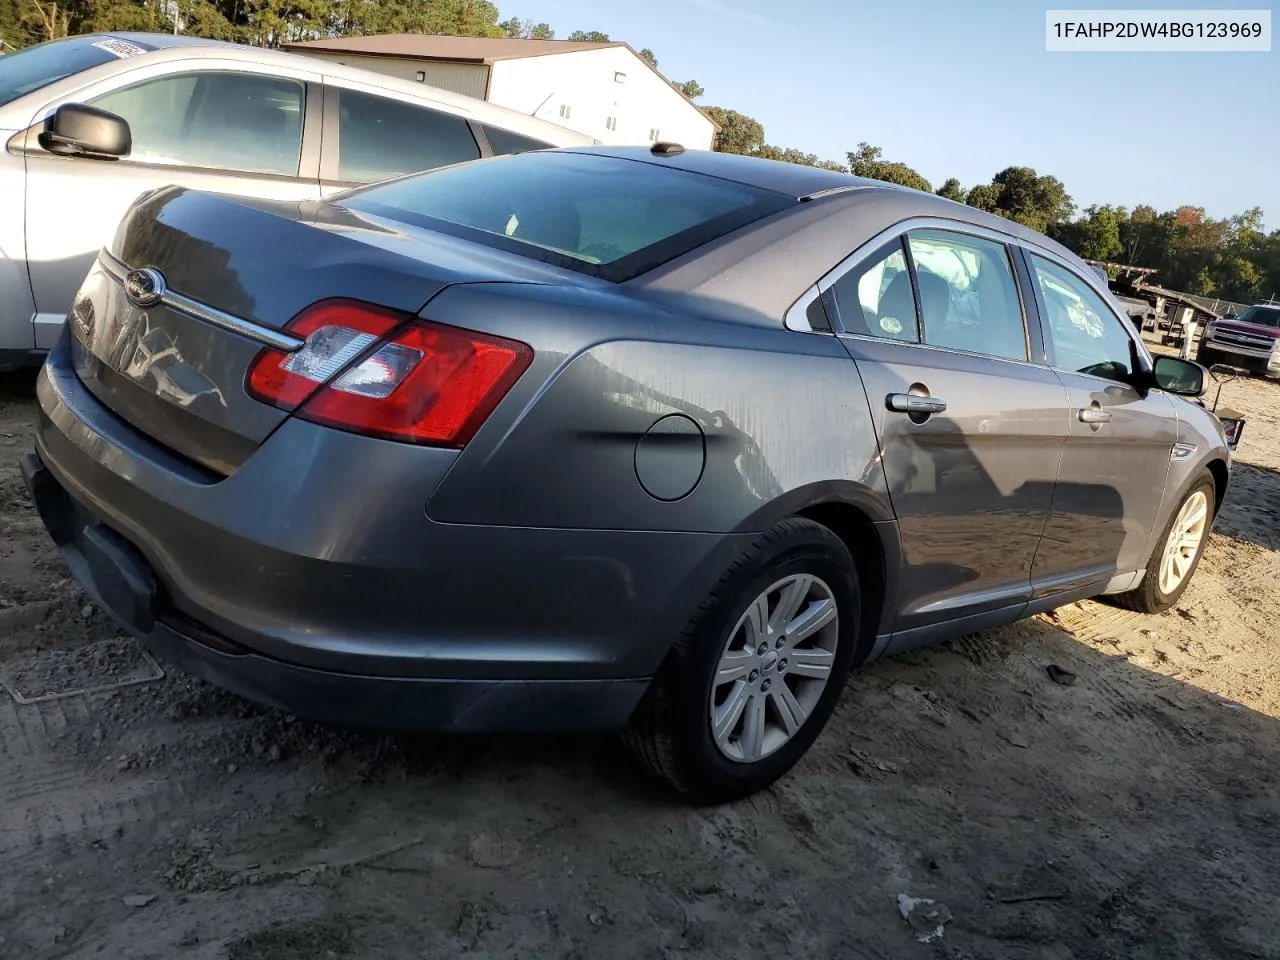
[3,33,592,147]
[559,145,1082,258]
[564,145,877,199]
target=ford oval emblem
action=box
[124,267,166,309]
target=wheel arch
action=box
[730,481,898,661]
[1205,457,1229,516]
[793,500,895,666]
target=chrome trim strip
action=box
[787,214,1152,373]
[798,184,875,202]
[1171,442,1197,462]
[97,250,304,353]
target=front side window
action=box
[907,230,1027,361]
[341,150,791,282]
[827,239,919,343]
[337,89,481,184]
[1031,254,1136,382]
[90,71,304,177]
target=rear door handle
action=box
[887,393,947,415]
[1078,406,1112,424]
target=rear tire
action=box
[623,518,860,803]
[1114,470,1215,614]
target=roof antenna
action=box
[650,141,685,157]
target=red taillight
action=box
[245,299,533,447]
[247,300,403,411]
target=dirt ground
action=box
[2,349,1279,960]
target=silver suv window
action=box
[90,71,305,177]
[1030,254,1135,382]
[337,89,481,184]
[907,230,1027,362]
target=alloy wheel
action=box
[708,574,840,763]
[1159,490,1209,595]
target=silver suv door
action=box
[819,222,1070,649]
[1022,250,1177,591]
[19,60,321,348]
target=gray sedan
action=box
[23,145,1230,801]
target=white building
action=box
[283,35,716,151]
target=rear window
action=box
[0,36,145,108]
[340,151,792,282]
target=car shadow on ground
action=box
[0,369,39,399]
[1,595,1279,960]
[1214,461,1280,553]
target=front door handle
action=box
[887,393,947,415]
[1078,406,1112,424]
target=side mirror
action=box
[38,103,131,161]
[1151,355,1206,397]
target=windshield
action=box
[340,151,793,282]
[0,36,147,109]
[1232,305,1280,328]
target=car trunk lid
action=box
[68,187,581,475]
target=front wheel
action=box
[1115,471,1215,614]
[623,518,861,803]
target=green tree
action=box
[936,178,966,203]
[704,106,765,156]
[987,166,1074,232]
[1212,254,1262,302]
[755,144,845,171]
[672,79,704,99]
[846,142,931,192]
[1056,204,1125,261]
[499,16,553,39]
[0,0,42,47]
[568,29,609,41]
[964,183,1001,212]
[637,46,657,67]
[11,0,71,42]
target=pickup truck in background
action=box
[1196,303,1280,378]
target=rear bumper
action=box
[23,451,646,731]
[28,334,750,729]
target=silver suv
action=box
[0,32,591,371]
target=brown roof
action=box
[282,35,623,64]
[283,34,718,133]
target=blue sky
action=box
[499,0,1280,227]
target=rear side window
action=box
[828,239,919,343]
[341,151,792,282]
[91,71,304,177]
[337,89,481,184]
[482,124,553,155]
